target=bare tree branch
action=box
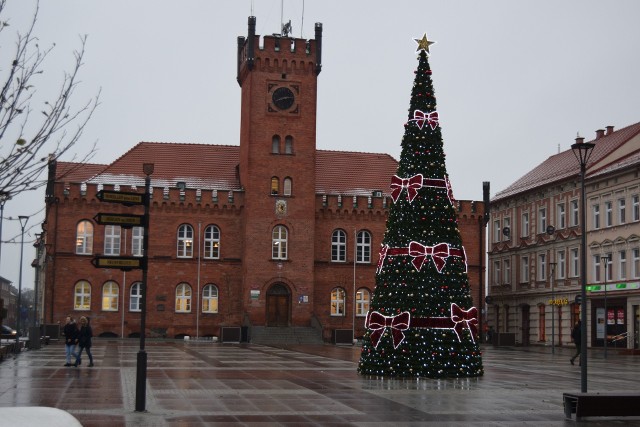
[0,0,99,198]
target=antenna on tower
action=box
[282,20,292,37]
[301,0,305,38]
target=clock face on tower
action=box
[272,87,295,110]
[268,82,299,114]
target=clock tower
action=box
[236,17,323,326]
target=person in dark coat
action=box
[63,316,79,367]
[75,316,94,367]
[570,320,581,365]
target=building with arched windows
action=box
[39,17,486,342]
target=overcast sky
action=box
[2,0,640,293]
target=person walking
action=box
[63,316,79,367]
[75,316,94,367]
[570,320,581,365]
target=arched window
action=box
[104,225,121,256]
[130,282,142,312]
[272,135,281,154]
[204,225,221,259]
[74,281,91,310]
[271,177,280,195]
[283,177,292,196]
[356,288,370,316]
[284,135,293,154]
[356,230,372,263]
[202,284,219,313]
[331,288,345,316]
[331,230,347,262]
[76,220,93,255]
[102,281,119,311]
[177,224,194,258]
[175,283,192,313]
[272,225,288,260]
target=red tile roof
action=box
[56,162,106,182]
[57,142,400,196]
[316,150,398,196]
[493,121,640,202]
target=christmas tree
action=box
[358,34,483,378]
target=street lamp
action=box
[0,191,11,273]
[15,215,29,352]
[549,261,557,354]
[571,135,595,393]
[602,255,610,359]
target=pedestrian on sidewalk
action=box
[570,320,581,365]
[63,316,79,367]
[75,316,94,367]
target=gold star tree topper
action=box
[414,33,436,54]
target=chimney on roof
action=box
[595,129,605,140]
[606,125,614,135]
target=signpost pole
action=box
[135,164,153,412]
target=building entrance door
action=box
[266,284,290,326]
[521,304,530,346]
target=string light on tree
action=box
[358,33,483,378]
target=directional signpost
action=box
[93,164,154,412]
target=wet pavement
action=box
[0,339,639,426]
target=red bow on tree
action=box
[390,174,423,203]
[366,311,411,349]
[408,241,450,272]
[412,109,439,130]
[450,303,478,343]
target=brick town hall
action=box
[38,17,486,342]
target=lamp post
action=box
[550,261,557,354]
[602,255,610,359]
[33,233,42,328]
[0,191,11,273]
[15,215,29,352]
[571,135,595,393]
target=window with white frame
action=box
[593,255,602,282]
[633,195,640,221]
[593,204,600,229]
[556,203,566,229]
[503,217,511,242]
[104,225,121,256]
[270,176,279,195]
[570,248,579,278]
[331,230,347,262]
[175,283,192,313]
[102,281,119,311]
[633,248,640,279]
[130,282,142,312]
[493,220,501,242]
[356,288,370,316]
[618,250,627,280]
[283,177,292,196]
[284,136,293,154]
[570,200,579,227]
[603,253,612,281]
[557,250,566,279]
[74,280,91,310]
[503,258,511,284]
[132,226,143,257]
[619,198,626,224]
[538,253,546,281]
[521,212,529,237]
[204,225,221,259]
[76,220,93,255]
[330,288,345,316]
[271,135,280,154]
[202,284,218,313]
[538,207,547,233]
[177,224,194,258]
[605,201,613,227]
[521,256,529,283]
[272,225,288,260]
[356,230,371,263]
[493,260,501,285]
